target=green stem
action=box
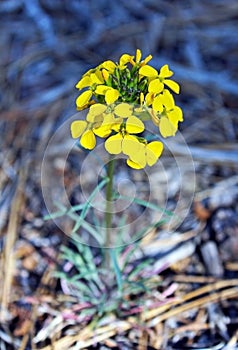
[104,158,115,266]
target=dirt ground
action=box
[0,1,238,349]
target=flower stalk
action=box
[105,158,115,248]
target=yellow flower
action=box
[105,88,120,105]
[118,53,134,69]
[93,113,120,138]
[72,50,183,168]
[99,60,117,82]
[105,116,144,157]
[92,103,125,138]
[75,75,91,90]
[71,102,135,150]
[114,103,133,117]
[127,141,164,169]
[76,69,104,90]
[139,64,158,78]
[76,90,93,110]
[151,89,183,137]
[129,49,153,67]
[75,68,107,110]
[159,65,180,94]
[100,60,116,74]
[139,64,180,94]
[94,85,120,104]
[148,79,164,94]
[71,120,96,150]
[71,104,111,149]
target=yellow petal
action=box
[173,106,183,121]
[148,79,164,94]
[75,76,91,90]
[114,103,132,118]
[101,69,110,81]
[152,96,163,113]
[95,85,109,95]
[136,49,142,62]
[139,65,158,78]
[83,68,95,77]
[93,125,112,138]
[159,64,173,78]
[145,92,154,106]
[128,142,147,168]
[111,120,121,132]
[160,89,175,110]
[90,70,104,84]
[159,117,176,138]
[94,113,118,137]
[146,141,163,166]
[140,92,145,104]
[87,104,107,122]
[167,106,183,127]
[105,133,123,154]
[122,134,141,157]
[119,54,133,68]
[105,88,119,104]
[82,68,93,77]
[164,79,180,94]
[80,130,96,150]
[143,54,153,65]
[150,110,160,127]
[100,60,116,73]
[126,116,144,134]
[71,120,87,138]
[76,90,92,109]
[126,158,144,169]
[87,113,103,126]
[104,113,121,126]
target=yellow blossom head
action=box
[71,49,183,169]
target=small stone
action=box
[201,241,224,277]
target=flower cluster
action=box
[71,49,183,169]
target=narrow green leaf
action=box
[109,248,122,292]
[72,177,109,233]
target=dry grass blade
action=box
[148,287,238,326]
[0,168,26,321]
[173,275,217,284]
[36,280,238,349]
[142,279,238,322]
[143,279,238,325]
[225,330,238,349]
[37,320,132,350]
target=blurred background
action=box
[1,0,238,153]
[0,0,238,348]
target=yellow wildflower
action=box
[129,49,153,67]
[71,120,96,150]
[105,116,144,157]
[71,104,111,149]
[100,60,116,74]
[118,53,134,69]
[76,90,93,110]
[76,69,104,90]
[75,68,107,110]
[95,85,120,104]
[127,141,164,169]
[151,89,183,137]
[139,64,180,94]
[72,49,183,169]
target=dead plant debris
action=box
[0,1,238,349]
